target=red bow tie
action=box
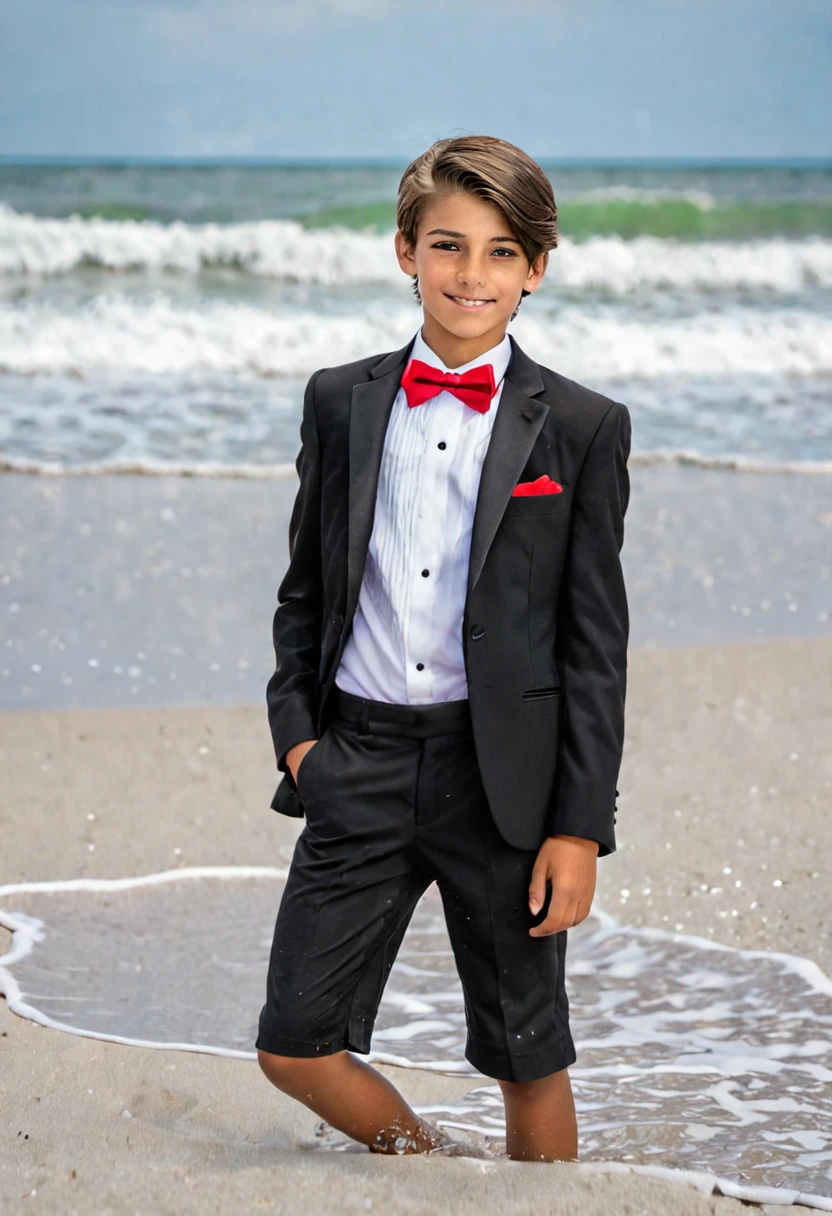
[401,358,497,414]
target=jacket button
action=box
[470,625,485,639]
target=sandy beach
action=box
[1,467,831,1213]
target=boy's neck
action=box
[419,315,508,370]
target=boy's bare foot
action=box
[313,1113,490,1157]
[367,1116,455,1155]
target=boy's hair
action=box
[396,135,558,304]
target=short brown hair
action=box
[396,135,559,271]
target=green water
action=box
[2,159,830,240]
[300,197,832,240]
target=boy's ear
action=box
[394,230,417,277]
[523,250,549,295]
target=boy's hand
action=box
[528,834,599,937]
[286,738,318,786]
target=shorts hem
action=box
[255,1025,374,1059]
[255,1031,348,1058]
[465,1026,577,1083]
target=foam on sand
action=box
[1,865,831,1207]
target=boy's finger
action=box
[527,861,550,915]
[529,894,573,936]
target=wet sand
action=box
[2,635,830,1212]
[1,465,830,711]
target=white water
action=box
[1,294,829,378]
[2,204,831,294]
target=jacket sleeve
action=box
[266,368,325,794]
[548,400,632,856]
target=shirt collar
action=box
[409,327,512,386]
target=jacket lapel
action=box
[466,335,548,599]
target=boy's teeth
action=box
[453,297,488,307]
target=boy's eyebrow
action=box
[426,228,522,244]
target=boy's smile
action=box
[395,191,547,368]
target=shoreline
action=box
[2,636,830,1213]
[2,634,830,1212]
[3,451,832,477]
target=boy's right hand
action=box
[286,738,319,787]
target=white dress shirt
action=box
[335,327,513,704]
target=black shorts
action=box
[256,686,575,1083]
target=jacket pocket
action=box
[521,685,561,701]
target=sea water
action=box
[1,159,831,474]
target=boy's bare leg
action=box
[257,1048,455,1154]
[498,1067,578,1161]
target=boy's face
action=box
[394,191,547,348]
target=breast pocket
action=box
[505,487,571,518]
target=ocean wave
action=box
[305,192,832,241]
[2,204,831,293]
[1,295,829,378]
[2,451,831,478]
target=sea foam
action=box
[1,295,830,379]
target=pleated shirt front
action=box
[335,327,512,704]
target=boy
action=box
[256,135,631,1162]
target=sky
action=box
[1,0,830,160]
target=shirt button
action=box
[421,568,429,577]
[437,441,446,450]
[416,662,424,671]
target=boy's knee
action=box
[258,1046,303,1072]
[257,1046,338,1086]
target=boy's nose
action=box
[458,257,487,285]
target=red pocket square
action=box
[511,474,563,497]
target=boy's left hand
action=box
[528,834,599,937]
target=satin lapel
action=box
[466,340,549,600]
[345,339,415,629]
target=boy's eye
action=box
[431,241,516,257]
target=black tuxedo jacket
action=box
[267,332,631,856]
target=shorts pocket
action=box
[296,727,331,804]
